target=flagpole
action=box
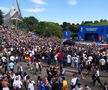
[15,0,22,30]
[16,19,17,30]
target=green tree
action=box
[81,21,85,26]
[76,23,80,26]
[103,19,107,22]
[94,20,99,24]
[0,10,3,25]
[61,22,71,30]
[100,19,104,22]
[37,22,63,38]
[61,22,78,39]
[23,16,39,31]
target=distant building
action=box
[3,0,22,28]
[78,25,108,43]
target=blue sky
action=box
[0,0,108,24]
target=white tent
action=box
[3,0,22,27]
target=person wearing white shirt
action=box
[1,56,6,63]
[1,56,7,68]
[99,58,106,71]
[72,55,79,68]
[75,83,83,90]
[71,74,78,90]
[28,80,34,90]
[13,77,22,89]
[10,47,13,52]
[92,67,103,86]
[67,54,71,66]
[10,56,15,62]
[84,84,91,90]
[88,56,93,61]
[14,73,21,82]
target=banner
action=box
[63,30,71,39]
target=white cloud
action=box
[24,7,45,13]
[68,0,77,5]
[29,0,47,5]
[0,6,9,11]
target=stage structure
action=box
[3,0,22,29]
[78,25,108,43]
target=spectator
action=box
[28,80,35,90]
[13,77,22,90]
[92,67,103,87]
[71,74,78,90]
[62,77,68,90]
[8,61,14,71]
[99,57,106,71]
[1,77,9,90]
[84,84,91,90]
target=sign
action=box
[86,28,97,31]
[63,30,71,39]
[80,27,83,32]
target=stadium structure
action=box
[3,0,22,28]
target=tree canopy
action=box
[23,16,39,31]
[0,10,3,25]
[23,16,63,38]
[22,16,108,39]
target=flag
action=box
[63,30,71,39]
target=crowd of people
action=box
[0,25,108,90]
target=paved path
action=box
[42,63,108,78]
[13,62,108,90]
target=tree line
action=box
[0,10,3,25]
[22,16,78,38]
[0,9,108,38]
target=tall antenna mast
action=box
[16,0,22,17]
